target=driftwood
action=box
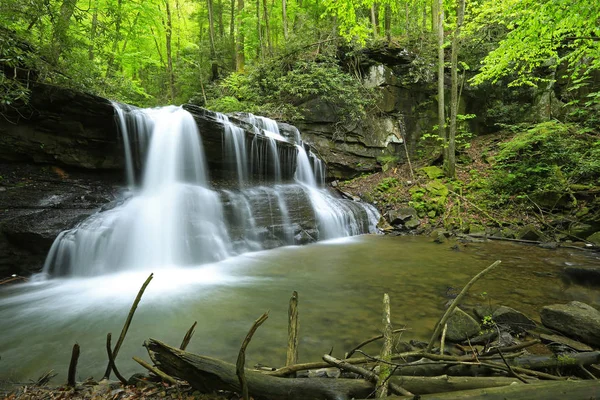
[106,333,128,385]
[132,356,178,385]
[145,338,374,400]
[426,260,502,352]
[377,379,600,399]
[103,272,154,380]
[323,354,412,397]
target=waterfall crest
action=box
[42,105,379,277]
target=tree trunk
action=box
[51,0,78,63]
[145,339,374,400]
[282,0,288,39]
[88,0,99,61]
[432,0,438,32]
[165,0,176,101]
[217,0,225,37]
[236,0,245,71]
[230,0,236,70]
[207,0,219,80]
[370,3,379,37]
[384,4,391,41]
[105,0,124,76]
[262,0,271,55]
[447,0,465,178]
[437,0,445,162]
[256,0,263,58]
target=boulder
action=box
[446,308,481,342]
[385,207,417,225]
[491,306,537,333]
[517,225,545,241]
[540,301,600,347]
[404,216,421,230]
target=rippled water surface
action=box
[1,235,599,384]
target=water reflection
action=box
[1,235,599,383]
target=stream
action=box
[1,235,599,385]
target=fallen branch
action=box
[389,375,523,394]
[323,354,413,397]
[237,312,269,400]
[345,328,407,359]
[145,339,374,400]
[426,260,502,352]
[133,356,178,386]
[103,272,153,380]
[374,379,599,399]
[106,333,128,385]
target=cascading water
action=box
[42,104,379,277]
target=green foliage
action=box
[376,177,400,192]
[487,121,600,198]
[206,53,376,123]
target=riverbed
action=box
[1,235,599,385]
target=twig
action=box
[133,356,178,385]
[35,370,57,386]
[103,272,153,380]
[426,260,502,353]
[67,343,80,387]
[236,312,269,400]
[484,339,541,356]
[264,351,424,376]
[497,348,529,383]
[323,354,413,397]
[346,329,407,359]
[106,334,128,385]
[579,365,597,380]
[440,323,448,355]
[286,291,299,368]
[179,321,197,351]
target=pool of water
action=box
[1,235,599,384]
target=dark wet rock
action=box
[563,266,600,287]
[430,229,448,244]
[446,307,481,342]
[540,333,593,352]
[463,330,498,345]
[491,306,537,333]
[0,164,121,277]
[517,225,545,241]
[385,207,417,225]
[0,83,121,169]
[540,301,600,347]
[404,216,421,230]
[569,223,597,239]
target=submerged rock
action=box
[540,301,600,347]
[563,266,600,287]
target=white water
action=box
[42,105,379,277]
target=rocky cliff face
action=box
[295,55,438,180]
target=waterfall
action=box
[42,105,379,277]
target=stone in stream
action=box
[446,307,481,342]
[540,301,600,347]
[473,305,536,333]
[563,266,600,287]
